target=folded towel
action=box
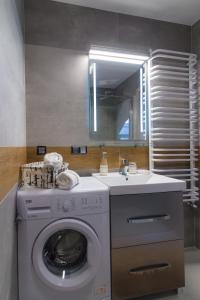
[56,170,80,190]
[44,152,63,169]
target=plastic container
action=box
[128,162,137,174]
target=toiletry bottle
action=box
[129,162,137,174]
[100,152,108,176]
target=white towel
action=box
[56,170,80,190]
[44,152,63,169]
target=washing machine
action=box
[17,177,111,300]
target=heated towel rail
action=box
[148,49,199,205]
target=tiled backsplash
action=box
[0,148,27,201]
[27,146,149,173]
[0,145,148,201]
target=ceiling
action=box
[52,0,200,26]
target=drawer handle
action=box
[129,263,171,275]
[127,214,170,224]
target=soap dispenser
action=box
[100,152,108,176]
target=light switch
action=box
[37,146,47,155]
[71,146,87,155]
[80,146,87,154]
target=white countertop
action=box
[93,172,186,195]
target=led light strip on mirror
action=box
[89,48,149,65]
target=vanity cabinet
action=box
[111,192,184,299]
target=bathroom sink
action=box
[93,172,186,195]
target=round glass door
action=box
[32,219,102,291]
[43,229,87,277]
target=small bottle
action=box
[129,162,137,174]
[100,152,108,176]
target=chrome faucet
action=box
[120,159,129,176]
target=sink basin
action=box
[92,172,186,195]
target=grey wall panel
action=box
[26,45,90,146]
[192,20,200,56]
[0,186,18,300]
[25,0,191,53]
[25,0,119,52]
[118,14,191,53]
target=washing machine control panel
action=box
[54,192,108,217]
[17,188,109,220]
[56,198,75,213]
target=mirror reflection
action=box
[89,53,148,144]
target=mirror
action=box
[89,49,149,144]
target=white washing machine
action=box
[17,177,111,300]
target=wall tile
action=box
[27,146,149,172]
[25,0,191,53]
[192,20,200,55]
[118,14,191,53]
[25,0,118,51]
[0,147,27,201]
[26,45,90,146]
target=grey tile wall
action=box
[192,20,200,56]
[25,0,191,53]
[25,0,119,52]
[117,13,191,53]
[26,45,90,146]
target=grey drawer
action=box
[111,192,183,248]
[112,240,185,300]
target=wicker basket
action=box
[21,161,69,189]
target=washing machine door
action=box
[32,218,102,291]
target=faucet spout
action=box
[120,159,129,176]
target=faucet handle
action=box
[120,158,128,164]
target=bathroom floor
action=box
[136,248,200,300]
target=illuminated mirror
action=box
[89,48,149,144]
